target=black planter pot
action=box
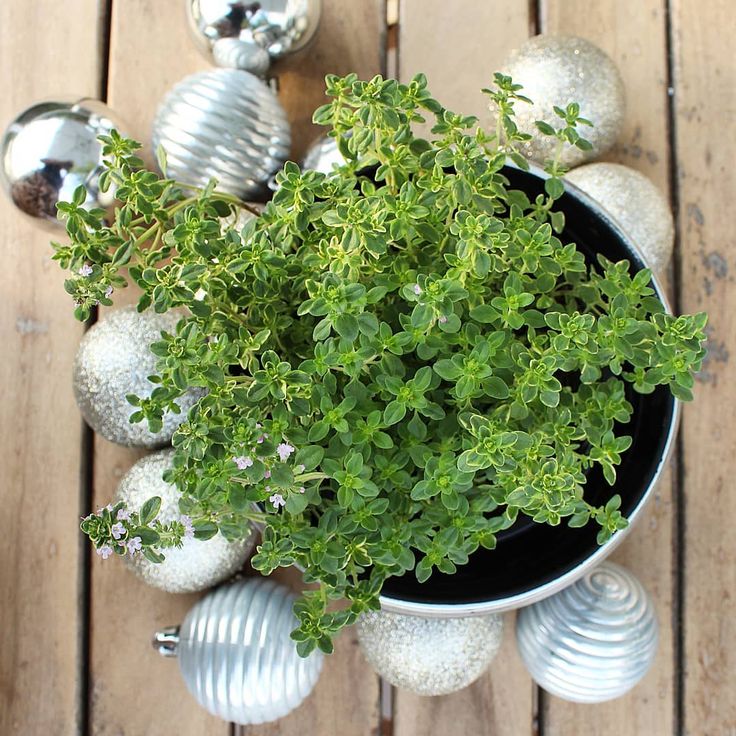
[378,165,679,616]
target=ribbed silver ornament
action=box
[152,69,290,200]
[155,578,323,725]
[516,562,658,703]
[302,135,345,174]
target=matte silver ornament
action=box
[0,98,124,227]
[302,136,346,174]
[152,68,290,200]
[116,450,254,593]
[500,35,625,167]
[73,307,202,447]
[154,578,323,724]
[356,609,503,696]
[516,561,658,703]
[566,163,674,273]
[188,0,321,65]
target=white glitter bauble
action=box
[152,69,290,200]
[73,307,201,447]
[356,610,504,696]
[116,450,254,593]
[566,162,674,273]
[500,35,625,167]
[516,562,658,703]
[155,578,323,724]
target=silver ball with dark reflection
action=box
[566,162,674,273]
[0,98,124,228]
[499,35,625,167]
[356,609,504,695]
[116,449,255,593]
[188,0,321,70]
[73,307,202,447]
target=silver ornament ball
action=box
[302,136,346,174]
[155,578,323,724]
[188,0,321,67]
[500,35,625,167]
[356,609,504,696]
[566,162,674,273]
[73,307,202,447]
[212,38,271,76]
[152,68,290,200]
[116,450,254,593]
[0,98,124,227]
[516,562,659,703]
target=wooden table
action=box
[1,1,733,734]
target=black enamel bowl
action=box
[378,165,679,616]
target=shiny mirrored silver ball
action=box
[0,98,124,228]
[155,578,324,724]
[357,609,504,695]
[566,163,674,273]
[500,35,625,167]
[116,450,254,593]
[152,69,290,200]
[188,0,321,70]
[302,136,346,174]
[516,562,659,703]
[73,307,202,447]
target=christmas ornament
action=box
[516,562,658,703]
[356,609,504,696]
[152,68,290,200]
[154,578,323,724]
[116,449,254,593]
[73,307,202,447]
[211,37,271,76]
[566,162,674,273]
[0,98,124,227]
[500,35,625,167]
[302,135,346,174]
[188,0,321,71]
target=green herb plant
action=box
[56,73,707,656]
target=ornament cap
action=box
[153,626,180,658]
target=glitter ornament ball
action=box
[0,98,124,227]
[302,135,346,174]
[500,35,625,167]
[152,68,290,200]
[356,610,504,696]
[516,562,659,703]
[188,0,321,68]
[566,162,674,273]
[154,578,324,724]
[73,307,201,447]
[115,450,254,593]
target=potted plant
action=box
[58,73,706,656]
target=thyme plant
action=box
[56,73,706,655]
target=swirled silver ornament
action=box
[152,69,290,200]
[116,450,254,593]
[73,307,202,447]
[154,578,323,724]
[188,0,321,69]
[302,135,346,174]
[499,35,625,167]
[566,163,674,273]
[212,38,271,76]
[0,98,124,228]
[516,562,658,703]
[356,609,504,695]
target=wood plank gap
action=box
[97,0,114,102]
[535,684,544,736]
[379,678,394,736]
[530,0,542,35]
[663,2,685,734]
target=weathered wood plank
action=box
[539,2,676,733]
[671,0,736,733]
[0,1,103,734]
[395,3,535,735]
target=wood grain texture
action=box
[396,4,535,734]
[671,0,736,733]
[0,1,103,734]
[539,2,677,733]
